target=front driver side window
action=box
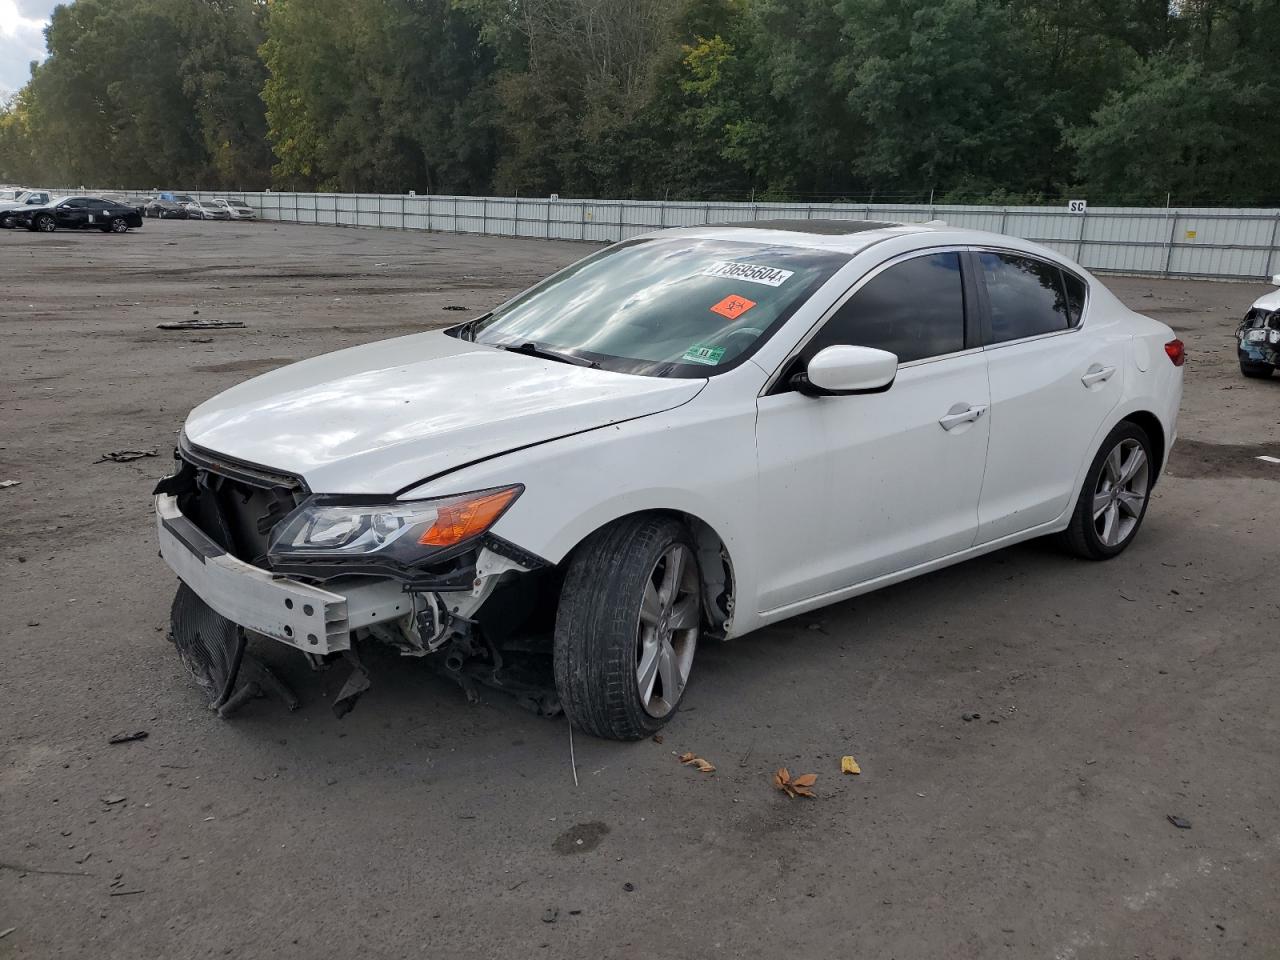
[798,252,967,367]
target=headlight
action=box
[268,485,522,566]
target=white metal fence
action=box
[108,189,1280,282]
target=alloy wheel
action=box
[635,543,699,718]
[1093,438,1149,547]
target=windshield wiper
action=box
[498,341,598,368]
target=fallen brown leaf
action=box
[773,767,817,798]
[679,752,715,773]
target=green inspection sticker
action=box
[681,344,726,365]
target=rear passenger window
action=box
[801,252,966,365]
[979,252,1071,343]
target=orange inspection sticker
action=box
[710,294,757,320]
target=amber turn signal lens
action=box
[418,487,521,547]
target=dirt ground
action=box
[2,220,1278,960]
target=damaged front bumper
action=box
[156,493,412,655]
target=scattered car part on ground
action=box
[156,319,245,330]
[95,449,158,463]
[1236,274,1280,378]
[154,220,1184,739]
[16,196,143,233]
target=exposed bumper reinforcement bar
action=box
[156,494,407,655]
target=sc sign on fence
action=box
[1068,200,1088,214]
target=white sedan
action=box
[155,220,1184,738]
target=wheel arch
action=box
[560,508,738,637]
[1119,410,1166,483]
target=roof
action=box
[648,218,944,254]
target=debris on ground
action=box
[0,928,14,939]
[774,768,818,798]
[442,305,468,311]
[107,731,148,745]
[623,882,635,892]
[678,752,715,773]
[652,734,663,744]
[94,450,158,464]
[0,480,21,488]
[542,907,558,924]
[962,713,981,722]
[1167,814,1192,829]
[156,319,245,330]
[100,795,126,805]
[841,755,861,775]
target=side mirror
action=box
[791,344,898,396]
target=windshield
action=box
[461,238,848,377]
[175,195,195,203]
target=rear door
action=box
[974,250,1124,543]
[754,250,991,611]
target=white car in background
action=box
[209,198,256,220]
[155,221,1184,739]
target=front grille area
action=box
[162,437,306,566]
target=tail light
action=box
[1164,339,1185,366]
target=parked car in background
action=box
[156,220,1184,739]
[209,197,256,220]
[1237,275,1280,378]
[18,196,144,233]
[0,190,54,228]
[144,193,193,218]
[183,199,229,220]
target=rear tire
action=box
[1240,361,1273,378]
[110,217,129,234]
[32,213,55,232]
[554,515,701,740]
[1059,421,1154,560]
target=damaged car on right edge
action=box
[155,220,1184,740]
[1236,274,1280,378]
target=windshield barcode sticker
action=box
[701,261,794,287]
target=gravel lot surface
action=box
[2,220,1278,959]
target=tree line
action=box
[1,0,1277,205]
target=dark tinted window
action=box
[1062,270,1087,326]
[979,252,1070,343]
[801,252,966,364]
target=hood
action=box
[1252,287,1280,312]
[184,331,705,494]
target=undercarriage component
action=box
[169,583,298,716]
[332,648,372,719]
[431,627,561,717]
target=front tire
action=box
[1060,421,1154,560]
[1240,360,1273,378]
[554,515,701,740]
[32,214,55,232]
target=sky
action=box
[0,0,54,99]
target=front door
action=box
[754,251,991,613]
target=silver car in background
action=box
[210,198,256,220]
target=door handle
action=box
[1081,364,1116,388]
[938,403,988,431]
